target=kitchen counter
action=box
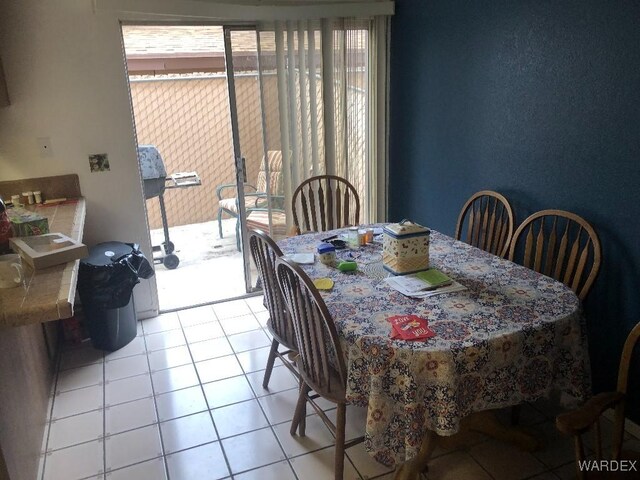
[0,198,86,327]
[0,175,86,480]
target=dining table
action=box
[277,224,591,475]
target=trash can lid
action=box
[81,242,135,267]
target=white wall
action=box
[0,1,159,317]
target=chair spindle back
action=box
[508,209,601,301]
[292,175,360,234]
[455,190,514,258]
[249,230,296,349]
[275,257,347,397]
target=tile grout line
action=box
[241,375,301,480]
[39,339,66,480]
[102,350,107,478]
[183,304,299,479]
[178,308,237,480]
[51,301,376,479]
[222,300,300,480]
[140,331,171,479]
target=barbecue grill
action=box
[138,145,201,269]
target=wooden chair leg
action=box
[335,403,346,480]
[291,382,310,436]
[262,339,280,388]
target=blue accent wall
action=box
[389,0,640,418]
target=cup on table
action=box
[0,254,25,289]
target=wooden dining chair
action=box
[248,230,298,388]
[292,175,360,234]
[508,209,601,302]
[455,190,515,258]
[556,321,640,479]
[274,256,364,480]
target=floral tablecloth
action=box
[278,226,591,467]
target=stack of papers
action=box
[415,269,452,288]
[283,253,315,264]
[384,270,466,298]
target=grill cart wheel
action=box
[163,254,180,270]
[164,241,175,255]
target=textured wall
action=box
[389,0,640,418]
[130,74,280,229]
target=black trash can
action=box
[78,242,154,351]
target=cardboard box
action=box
[9,233,88,269]
[7,206,49,237]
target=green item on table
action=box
[415,268,451,287]
[337,260,357,272]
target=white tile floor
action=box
[39,296,640,480]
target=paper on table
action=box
[384,276,467,298]
[415,269,452,287]
[284,253,315,265]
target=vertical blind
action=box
[257,16,388,228]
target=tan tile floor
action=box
[39,296,640,480]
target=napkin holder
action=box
[383,219,430,275]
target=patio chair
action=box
[454,190,514,258]
[292,175,360,235]
[216,150,284,249]
[556,321,640,479]
[508,209,601,301]
[275,256,364,480]
[248,229,298,388]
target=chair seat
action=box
[247,210,288,236]
[219,196,264,215]
[266,317,296,352]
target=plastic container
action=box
[78,242,154,351]
[366,228,374,243]
[383,219,431,275]
[347,227,359,249]
[317,242,337,266]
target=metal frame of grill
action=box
[138,145,201,269]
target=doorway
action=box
[122,24,273,311]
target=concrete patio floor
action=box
[150,218,257,311]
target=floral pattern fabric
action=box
[278,226,591,467]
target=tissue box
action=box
[383,220,430,275]
[8,207,49,237]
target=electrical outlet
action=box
[37,137,53,157]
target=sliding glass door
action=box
[224,26,283,292]
[225,20,383,293]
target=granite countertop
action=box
[0,198,86,327]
